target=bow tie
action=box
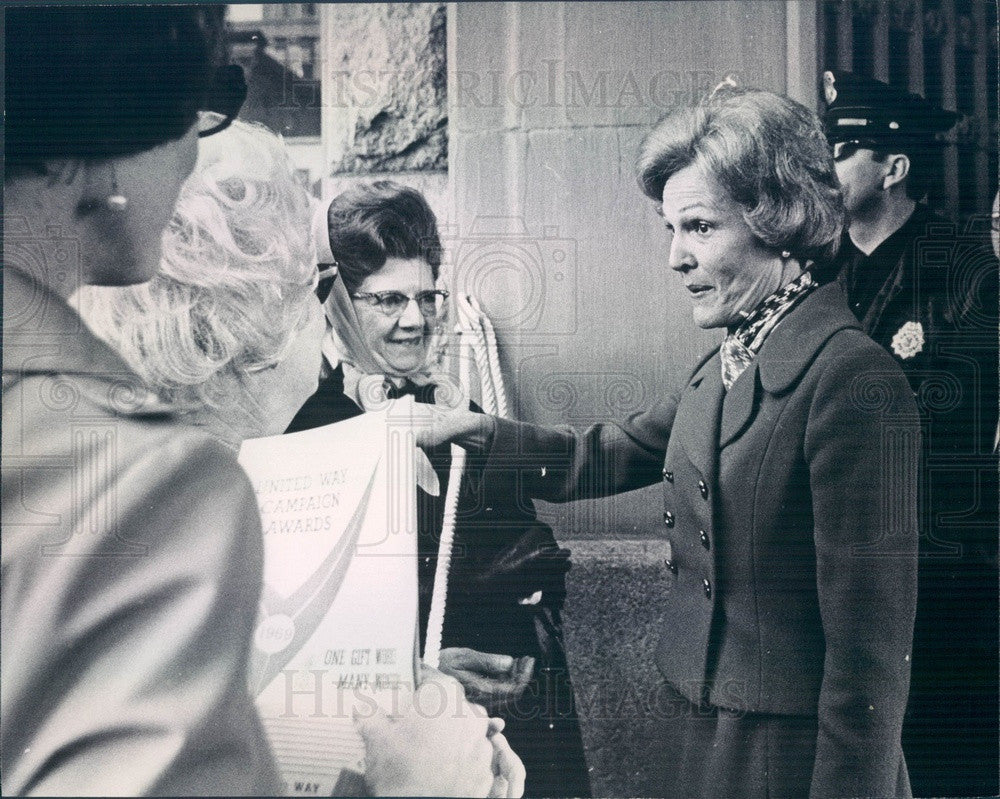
[370,377,443,498]
[384,379,435,402]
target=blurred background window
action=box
[225,4,321,139]
[820,0,998,223]
[223,3,446,194]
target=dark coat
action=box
[286,365,591,798]
[287,366,570,647]
[832,205,1000,795]
[486,283,920,798]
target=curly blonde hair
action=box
[79,119,316,408]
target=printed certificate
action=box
[239,406,422,795]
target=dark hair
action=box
[5,6,224,172]
[326,181,443,294]
[637,86,844,265]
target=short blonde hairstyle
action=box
[80,119,316,408]
[638,86,844,265]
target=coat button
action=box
[698,480,708,499]
[700,530,710,550]
[702,578,712,598]
[663,510,674,527]
[664,558,678,575]
[662,468,673,483]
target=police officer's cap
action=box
[822,69,958,148]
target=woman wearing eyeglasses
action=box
[287,181,591,799]
[3,10,515,797]
[79,124,525,798]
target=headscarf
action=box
[311,198,456,411]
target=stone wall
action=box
[450,4,817,794]
[320,3,447,174]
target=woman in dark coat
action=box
[418,87,921,798]
[287,181,590,798]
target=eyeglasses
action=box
[831,139,878,162]
[351,290,450,319]
[197,110,233,138]
[198,64,248,138]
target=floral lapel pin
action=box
[891,320,924,359]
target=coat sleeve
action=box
[804,342,920,798]
[482,392,679,504]
[1,433,281,797]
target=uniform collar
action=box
[846,204,936,287]
[866,204,933,275]
[837,205,943,334]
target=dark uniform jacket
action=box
[833,204,1000,795]
[485,283,920,798]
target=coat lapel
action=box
[757,283,861,394]
[718,284,862,448]
[675,352,725,482]
[670,286,859,469]
[719,360,759,448]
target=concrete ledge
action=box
[561,538,683,797]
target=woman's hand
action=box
[410,404,497,451]
[437,647,535,716]
[357,667,498,796]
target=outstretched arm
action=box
[414,393,678,504]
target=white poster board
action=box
[238,407,420,795]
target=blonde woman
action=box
[79,119,523,798]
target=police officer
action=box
[823,69,999,797]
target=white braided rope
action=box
[422,295,509,666]
[454,295,494,415]
[422,322,472,669]
[468,295,508,419]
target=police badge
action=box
[891,320,925,359]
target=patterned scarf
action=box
[719,271,817,390]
